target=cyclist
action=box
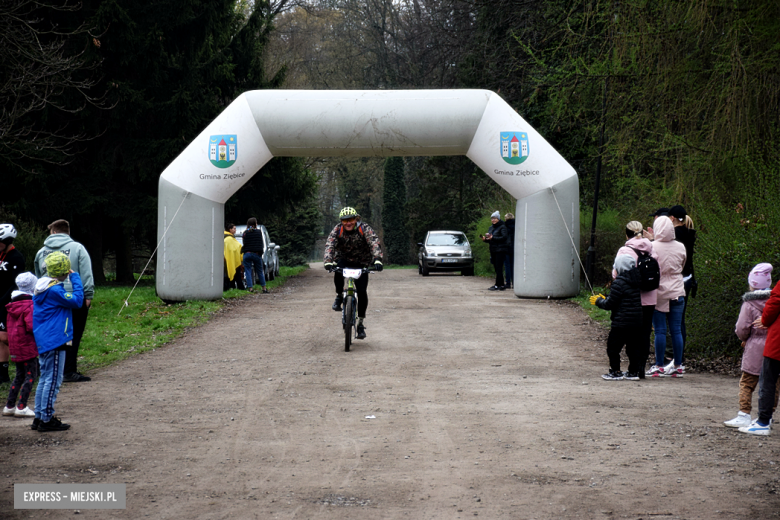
[324,207,383,340]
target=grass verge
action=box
[569,284,611,327]
[0,266,307,397]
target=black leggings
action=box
[6,358,38,409]
[334,260,370,318]
[491,252,506,287]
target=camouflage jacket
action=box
[323,222,383,266]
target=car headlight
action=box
[426,249,436,257]
[463,249,472,258]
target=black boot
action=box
[332,294,343,311]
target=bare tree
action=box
[0,0,105,166]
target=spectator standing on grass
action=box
[2,272,38,418]
[726,263,777,429]
[669,205,697,369]
[0,224,25,384]
[481,211,510,291]
[503,213,515,290]
[740,276,780,436]
[591,254,644,381]
[32,252,83,432]
[612,221,658,378]
[645,216,687,378]
[34,219,94,383]
[241,218,267,294]
[223,223,245,291]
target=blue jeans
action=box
[504,254,514,286]
[653,297,685,367]
[242,252,266,289]
[35,349,66,422]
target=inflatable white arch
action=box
[156,90,579,301]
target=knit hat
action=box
[490,211,500,219]
[749,263,773,290]
[614,254,636,275]
[15,272,37,296]
[44,251,71,277]
[626,221,643,237]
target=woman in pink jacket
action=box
[612,221,658,378]
[646,217,687,377]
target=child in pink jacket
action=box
[725,264,777,428]
[2,272,39,418]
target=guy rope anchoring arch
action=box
[156,90,580,301]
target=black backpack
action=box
[628,247,660,291]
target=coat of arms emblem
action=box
[500,132,529,165]
[209,134,237,168]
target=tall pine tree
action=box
[382,156,409,265]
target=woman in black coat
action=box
[481,211,511,291]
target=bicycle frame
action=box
[333,266,376,351]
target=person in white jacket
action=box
[646,217,687,378]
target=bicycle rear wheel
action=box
[343,295,354,352]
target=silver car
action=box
[235,224,281,282]
[417,230,474,276]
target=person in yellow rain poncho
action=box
[224,223,245,291]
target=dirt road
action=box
[2,266,779,518]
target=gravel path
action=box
[2,265,779,518]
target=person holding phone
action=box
[481,211,510,291]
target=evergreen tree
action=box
[382,156,409,264]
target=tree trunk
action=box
[115,227,134,283]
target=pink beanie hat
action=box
[749,263,773,290]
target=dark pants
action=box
[639,305,655,378]
[504,254,514,286]
[65,302,89,375]
[223,268,246,291]
[333,260,370,318]
[606,325,643,374]
[758,357,780,425]
[5,359,38,409]
[491,252,506,287]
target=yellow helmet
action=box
[339,207,359,220]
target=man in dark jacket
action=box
[0,223,25,384]
[241,218,267,293]
[481,211,510,291]
[592,254,644,380]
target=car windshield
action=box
[427,233,467,246]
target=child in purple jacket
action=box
[725,263,778,428]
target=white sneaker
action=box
[663,366,685,378]
[2,406,15,416]
[739,418,771,436]
[664,360,686,374]
[646,365,665,378]
[724,411,751,428]
[14,406,35,418]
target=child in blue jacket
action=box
[32,252,83,432]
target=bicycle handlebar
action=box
[330,266,379,273]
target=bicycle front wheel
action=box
[343,295,354,352]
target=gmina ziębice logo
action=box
[209,134,237,168]
[500,132,529,165]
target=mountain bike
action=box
[333,266,376,352]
